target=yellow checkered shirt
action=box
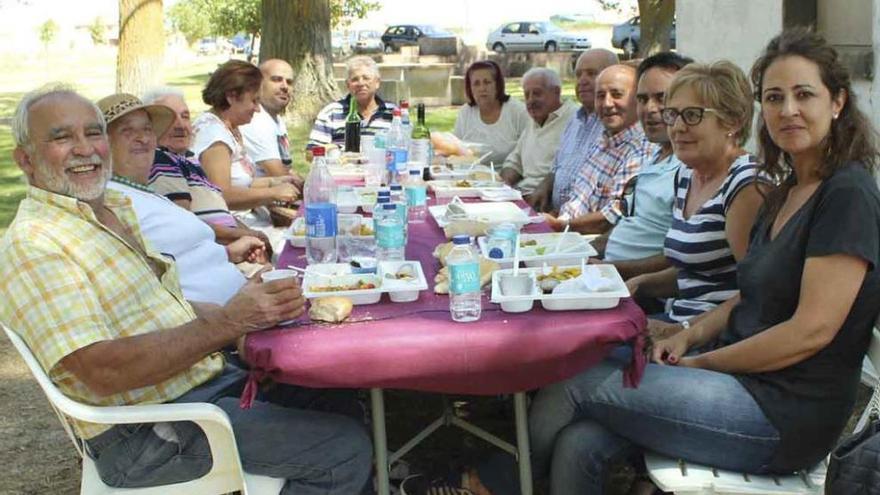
[0,186,224,439]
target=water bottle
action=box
[385,109,408,184]
[399,100,413,152]
[373,192,390,233]
[390,183,408,240]
[406,169,427,223]
[447,235,482,322]
[304,146,338,264]
[375,203,405,261]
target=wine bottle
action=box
[344,97,361,153]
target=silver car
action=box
[487,21,591,53]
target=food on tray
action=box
[434,259,499,294]
[537,267,582,293]
[385,263,417,281]
[309,296,353,323]
[359,224,374,236]
[311,279,378,292]
[340,152,368,165]
[454,180,473,188]
[520,239,538,247]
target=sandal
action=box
[399,473,475,495]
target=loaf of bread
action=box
[309,296,353,323]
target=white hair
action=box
[12,83,106,149]
[522,67,562,90]
[142,86,185,105]
[346,56,381,80]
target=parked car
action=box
[228,34,250,54]
[611,16,676,57]
[486,21,591,53]
[352,30,384,53]
[197,37,230,56]
[331,31,350,57]
[381,24,455,53]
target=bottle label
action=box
[406,185,427,206]
[410,139,430,165]
[305,203,337,237]
[385,148,408,172]
[449,262,480,294]
[376,222,405,249]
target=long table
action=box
[242,198,647,495]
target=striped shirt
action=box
[0,186,223,439]
[664,154,768,321]
[148,147,238,228]
[559,123,657,223]
[551,108,604,210]
[307,94,396,149]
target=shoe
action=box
[399,473,474,495]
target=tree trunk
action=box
[638,0,675,57]
[260,0,339,126]
[116,0,165,95]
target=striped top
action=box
[148,148,238,228]
[307,94,396,150]
[664,154,768,321]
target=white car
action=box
[487,21,591,53]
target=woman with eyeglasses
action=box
[624,61,771,339]
[516,32,880,495]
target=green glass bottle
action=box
[344,98,361,153]
[410,103,431,165]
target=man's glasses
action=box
[660,107,720,126]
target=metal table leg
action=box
[514,392,533,495]
[371,388,390,495]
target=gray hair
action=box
[576,48,619,69]
[522,67,562,89]
[346,56,381,80]
[142,86,185,105]
[12,83,106,149]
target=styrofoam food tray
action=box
[429,164,493,180]
[327,165,366,181]
[429,201,531,228]
[285,216,375,248]
[478,232,598,269]
[427,180,512,198]
[480,188,522,201]
[336,187,360,213]
[302,261,427,305]
[490,264,629,311]
[352,186,379,213]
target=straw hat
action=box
[96,93,175,137]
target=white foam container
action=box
[301,261,427,305]
[429,201,531,228]
[478,232,598,269]
[429,164,493,181]
[336,187,360,214]
[285,216,374,248]
[490,264,630,311]
[427,179,513,199]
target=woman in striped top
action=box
[626,61,771,336]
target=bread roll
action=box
[309,296,353,323]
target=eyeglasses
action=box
[660,107,721,126]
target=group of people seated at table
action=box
[2,27,880,495]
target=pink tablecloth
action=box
[242,198,646,400]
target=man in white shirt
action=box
[241,58,303,185]
[500,68,578,202]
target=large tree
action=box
[260,0,338,125]
[117,0,165,95]
[637,0,675,57]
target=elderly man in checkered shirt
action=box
[2,85,372,494]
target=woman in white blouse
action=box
[453,60,530,164]
[192,60,298,225]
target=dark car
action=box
[611,16,676,57]
[381,24,454,53]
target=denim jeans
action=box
[528,347,781,495]
[86,364,373,495]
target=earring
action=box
[833,113,839,119]
[726,131,734,137]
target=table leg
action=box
[371,388,390,495]
[514,392,533,495]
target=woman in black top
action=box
[517,29,880,495]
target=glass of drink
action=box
[365,161,385,188]
[337,213,363,262]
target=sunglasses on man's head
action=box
[660,107,720,126]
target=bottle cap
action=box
[378,190,390,196]
[452,234,470,245]
[393,108,401,117]
[409,169,421,175]
[376,196,390,204]
[383,203,396,210]
[400,100,409,109]
[311,146,325,157]
[390,184,403,191]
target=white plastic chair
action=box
[644,323,880,495]
[2,323,285,495]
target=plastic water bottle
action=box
[406,169,427,223]
[390,183,408,240]
[447,235,482,322]
[375,203,405,261]
[385,109,408,184]
[373,192,390,233]
[304,147,337,264]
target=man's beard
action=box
[34,154,111,201]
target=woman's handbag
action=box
[825,389,880,494]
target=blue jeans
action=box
[86,365,373,495]
[528,347,780,495]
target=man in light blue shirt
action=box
[597,52,694,279]
[530,49,618,213]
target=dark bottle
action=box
[344,98,361,153]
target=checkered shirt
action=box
[551,108,604,210]
[559,124,657,223]
[0,186,223,439]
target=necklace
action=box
[111,175,154,194]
